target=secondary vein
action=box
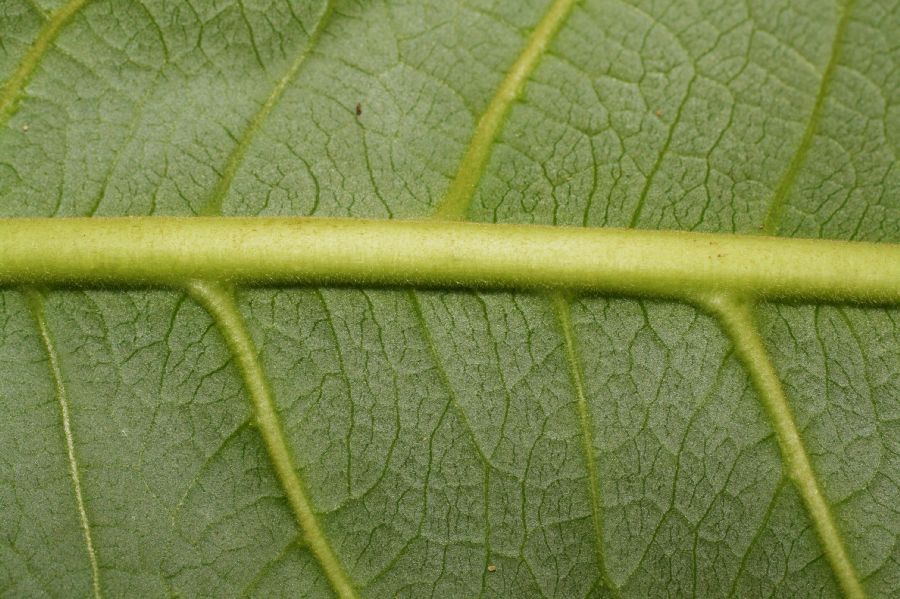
[433,0,576,219]
[188,5,353,593]
[0,0,89,127]
[552,294,621,598]
[24,289,102,599]
[4,5,96,592]
[406,291,495,598]
[703,294,866,599]
[186,281,359,599]
[423,1,578,585]
[199,0,335,216]
[761,0,855,234]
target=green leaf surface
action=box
[0,0,898,598]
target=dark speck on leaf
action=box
[356,102,362,116]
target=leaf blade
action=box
[0,0,897,597]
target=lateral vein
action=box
[405,291,495,594]
[186,280,358,599]
[703,294,866,599]
[762,0,854,234]
[434,0,576,219]
[24,289,102,599]
[0,0,89,127]
[418,1,578,578]
[199,0,335,215]
[188,3,343,592]
[552,294,621,598]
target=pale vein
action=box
[199,0,335,216]
[762,0,855,234]
[552,294,620,598]
[704,294,865,599]
[424,0,580,586]
[4,5,97,595]
[0,4,878,599]
[0,0,89,126]
[189,3,358,594]
[186,281,358,599]
[24,289,101,599]
[433,0,576,219]
[405,290,495,596]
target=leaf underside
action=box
[0,1,898,598]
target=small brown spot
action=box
[717,253,724,257]
[655,109,662,117]
[487,564,497,573]
[21,124,29,132]
[355,102,362,116]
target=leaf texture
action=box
[0,0,897,597]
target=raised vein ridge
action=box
[703,294,866,599]
[3,217,899,303]
[762,0,855,234]
[406,290,495,594]
[24,0,49,20]
[628,74,698,228]
[186,280,358,599]
[433,0,576,219]
[0,0,89,127]
[199,0,334,216]
[552,294,621,598]
[24,289,102,599]
[420,1,577,582]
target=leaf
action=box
[0,0,897,598]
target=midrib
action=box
[744,2,865,595]
[185,4,360,597]
[0,0,883,598]
[2,5,97,597]
[424,0,621,593]
[424,0,867,597]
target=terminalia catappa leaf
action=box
[0,0,897,597]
